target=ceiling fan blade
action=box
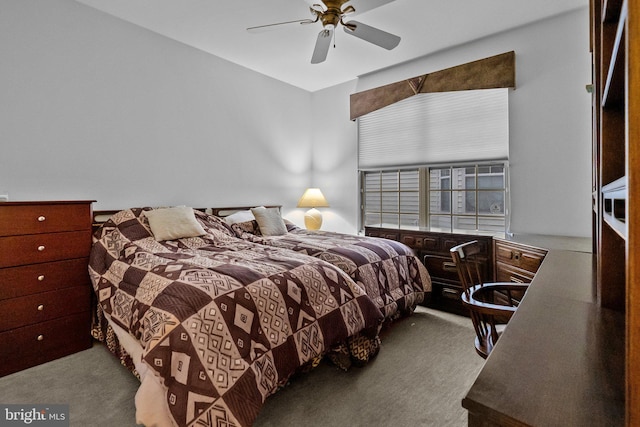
[311,28,333,64]
[247,18,316,33]
[343,20,400,50]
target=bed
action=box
[216,206,432,321]
[89,207,384,427]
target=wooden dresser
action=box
[0,201,94,376]
[364,226,494,315]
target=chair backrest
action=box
[449,240,485,298]
[450,240,529,358]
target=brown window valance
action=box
[350,51,515,120]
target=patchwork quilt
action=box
[89,208,383,427]
[231,220,432,321]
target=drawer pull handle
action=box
[443,261,458,272]
[442,288,460,300]
[38,275,45,281]
[37,245,45,252]
[37,304,44,311]
[38,216,46,222]
[37,335,44,341]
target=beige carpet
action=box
[0,307,483,426]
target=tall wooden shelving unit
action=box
[591,0,639,424]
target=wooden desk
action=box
[462,249,625,426]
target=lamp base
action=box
[304,208,323,230]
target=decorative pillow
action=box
[283,219,298,232]
[223,210,255,225]
[144,206,206,241]
[251,206,287,236]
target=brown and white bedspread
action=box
[89,208,383,427]
[231,221,431,321]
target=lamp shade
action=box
[297,188,329,208]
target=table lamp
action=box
[297,188,329,230]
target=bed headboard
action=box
[92,205,281,232]
[205,206,281,217]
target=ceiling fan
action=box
[247,0,401,64]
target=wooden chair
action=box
[450,240,529,358]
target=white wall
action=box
[0,0,313,218]
[306,80,359,233]
[317,7,592,237]
[1,1,592,238]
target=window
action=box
[358,88,509,234]
[361,161,508,234]
[428,163,507,233]
[363,169,420,227]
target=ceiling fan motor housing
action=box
[320,11,340,30]
[318,0,351,29]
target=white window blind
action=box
[358,89,509,168]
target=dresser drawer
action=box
[423,254,461,283]
[495,262,536,284]
[400,233,439,250]
[0,203,91,237]
[0,231,91,268]
[0,285,90,332]
[495,240,547,274]
[0,311,92,377]
[443,236,491,256]
[0,258,90,300]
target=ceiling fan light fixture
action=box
[319,10,340,28]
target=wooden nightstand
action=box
[0,200,94,376]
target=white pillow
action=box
[223,210,255,225]
[144,206,206,241]
[251,206,287,236]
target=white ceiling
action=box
[75,0,587,92]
